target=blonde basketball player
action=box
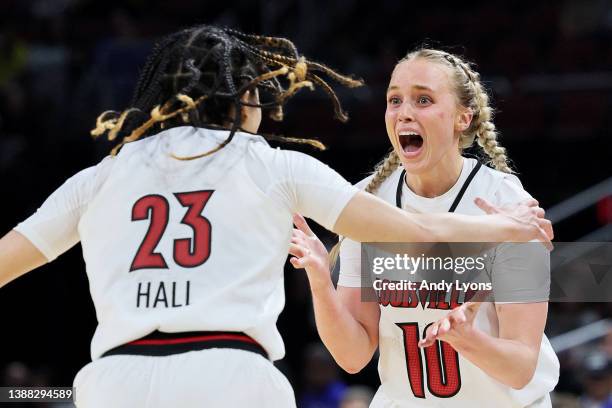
[290,49,559,407]
[0,28,552,408]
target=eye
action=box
[388,96,401,105]
[417,95,432,105]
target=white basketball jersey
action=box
[16,126,359,361]
[338,158,559,407]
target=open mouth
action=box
[399,133,424,154]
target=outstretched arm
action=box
[332,191,552,246]
[0,164,103,290]
[0,230,47,289]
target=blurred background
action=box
[0,0,610,407]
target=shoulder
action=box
[245,142,350,192]
[70,155,117,204]
[474,159,532,205]
[354,166,404,194]
[248,143,326,173]
[68,155,116,189]
[354,174,374,190]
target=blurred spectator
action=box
[339,385,374,408]
[0,362,74,408]
[553,391,581,408]
[73,8,151,134]
[579,352,612,408]
[300,343,348,408]
[0,81,28,169]
[2,361,31,387]
[604,330,612,358]
[0,31,28,88]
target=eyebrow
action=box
[386,84,434,93]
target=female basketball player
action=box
[0,27,551,408]
[290,49,559,407]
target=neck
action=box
[405,153,464,198]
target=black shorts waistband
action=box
[101,331,268,359]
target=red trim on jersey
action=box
[102,330,268,359]
[129,333,259,346]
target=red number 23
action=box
[130,190,214,271]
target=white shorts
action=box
[73,348,296,408]
[369,389,552,408]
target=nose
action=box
[398,101,414,122]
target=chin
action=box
[398,156,431,175]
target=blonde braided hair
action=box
[400,49,513,173]
[329,48,513,273]
[470,81,512,173]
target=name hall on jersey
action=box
[136,280,191,308]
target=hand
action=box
[474,197,554,249]
[288,214,333,290]
[419,301,481,348]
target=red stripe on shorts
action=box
[129,334,258,346]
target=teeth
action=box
[398,131,420,136]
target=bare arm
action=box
[421,301,547,389]
[333,191,552,245]
[290,189,553,374]
[290,215,379,373]
[471,302,547,389]
[310,284,380,373]
[419,234,551,388]
[0,164,104,290]
[0,230,48,289]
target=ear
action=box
[238,90,251,120]
[239,90,258,114]
[240,89,252,104]
[455,107,473,133]
[240,88,259,104]
[239,89,262,133]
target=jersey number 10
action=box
[396,322,461,398]
[130,190,214,271]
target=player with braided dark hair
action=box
[0,27,552,407]
[91,25,361,157]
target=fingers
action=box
[448,310,467,326]
[539,218,554,240]
[537,227,554,251]
[474,197,499,214]
[288,243,306,258]
[531,213,554,250]
[291,229,307,245]
[289,256,305,268]
[419,324,438,348]
[419,306,473,348]
[437,318,451,336]
[529,205,545,220]
[293,214,315,237]
[289,243,311,261]
[292,227,305,240]
[523,198,539,207]
[291,229,315,248]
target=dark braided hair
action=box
[91,25,364,158]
